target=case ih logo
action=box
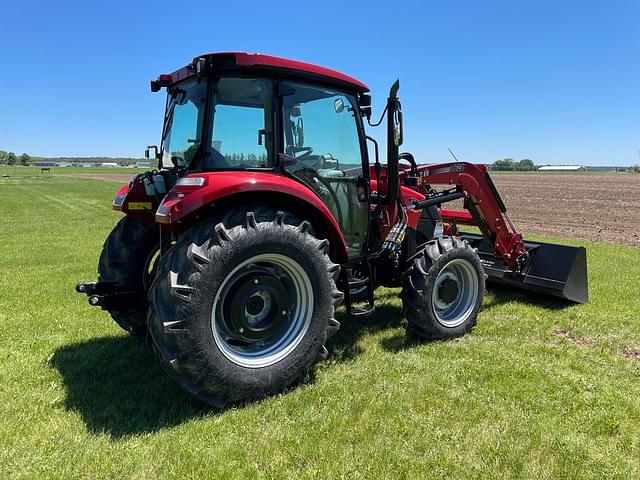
[427,164,466,176]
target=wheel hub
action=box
[438,277,459,304]
[211,253,313,368]
[431,258,480,328]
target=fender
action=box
[112,177,158,225]
[155,171,350,262]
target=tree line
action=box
[0,150,31,166]
[490,158,535,171]
[0,150,146,166]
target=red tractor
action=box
[77,52,588,407]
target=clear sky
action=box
[1,0,638,166]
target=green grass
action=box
[0,165,141,176]
[1,175,639,479]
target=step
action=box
[348,277,370,289]
[350,305,376,318]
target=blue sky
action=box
[0,0,638,166]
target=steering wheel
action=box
[287,146,314,159]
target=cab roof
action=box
[156,52,369,94]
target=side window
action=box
[283,88,362,174]
[162,80,207,168]
[203,78,273,170]
[282,83,368,258]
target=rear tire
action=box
[148,209,342,407]
[98,217,159,339]
[402,236,484,339]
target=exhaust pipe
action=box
[460,232,588,304]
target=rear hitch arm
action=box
[76,282,146,310]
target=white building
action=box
[537,165,585,172]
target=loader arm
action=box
[410,162,525,269]
[405,161,587,303]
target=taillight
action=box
[112,185,129,211]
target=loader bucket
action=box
[459,233,588,303]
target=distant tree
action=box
[20,153,31,166]
[0,150,7,165]
[633,164,640,173]
[6,152,17,166]
[515,159,535,171]
[492,158,515,171]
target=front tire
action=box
[148,209,342,407]
[402,236,484,339]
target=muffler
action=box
[460,232,588,304]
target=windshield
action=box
[161,77,274,170]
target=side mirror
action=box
[359,93,372,119]
[334,98,345,113]
[145,145,159,159]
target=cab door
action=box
[280,82,369,259]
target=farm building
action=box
[98,162,119,167]
[537,165,585,172]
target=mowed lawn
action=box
[1,175,639,479]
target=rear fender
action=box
[156,171,349,263]
[112,177,158,225]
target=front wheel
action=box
[402,236,485,339]
[148,209,342,407]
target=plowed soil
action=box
[71,171,640,246]
[491,173,640,246]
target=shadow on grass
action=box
[329,299,405,362]
[483,284,573,312]
[52,287,574,437]
[51,335,210,438]
[368,285,574,354]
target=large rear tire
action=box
[98,217,159,339]
[402,236,484,339]
[148,209,342,407]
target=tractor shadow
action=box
[359,286,573,354]
[329,293,406,362]
[51,335,210,438]
[52,288,573,438]
[482,284,573,312]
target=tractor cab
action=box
[151,54,377,260]
[147,54,380,259]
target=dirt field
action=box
[491,173,640,246]
[71,171,640,247]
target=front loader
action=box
[77,52,588,407]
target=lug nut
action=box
[282,310,287,316]
[253,278,259,285]
[89,296,100,306]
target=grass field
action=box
[1,175,639,479]
[0,166,144,176]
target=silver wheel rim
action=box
[211,253,313,368]
[431,258,479,328]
